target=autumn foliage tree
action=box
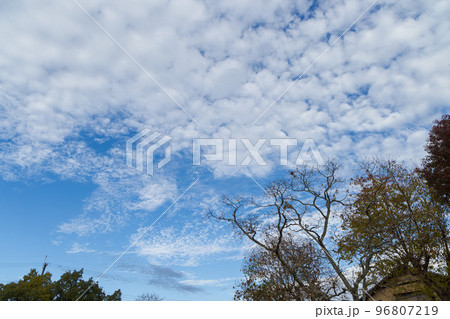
[338,160,449,300]
[213,156,449,300]
[422,114,450,205]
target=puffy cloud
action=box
[1,0,449,235]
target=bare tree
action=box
[210,160,369,300]
[234,235,340,300]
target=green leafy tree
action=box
[0,269,53,301]
[53,269,121,301]
[0,268,121,301]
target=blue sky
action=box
[0,0,449,300]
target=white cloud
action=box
[0,0,449,235]
[130,179,178,212]
[133,220,245,266]
[56,159,178,235]
[66,242,97,254]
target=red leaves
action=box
[422,114,450,205]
